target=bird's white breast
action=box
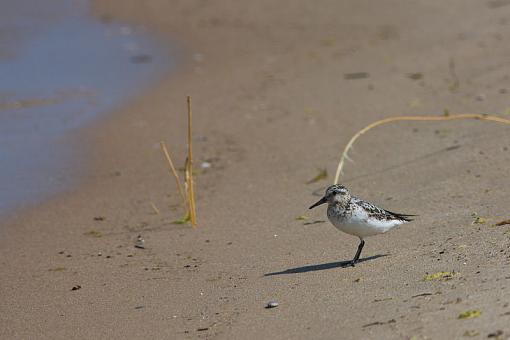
[327,204,404,238]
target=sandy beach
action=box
[2,1,510,339]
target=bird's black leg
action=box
[349,239,365,267]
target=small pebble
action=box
[265,300,279,309]
[200,161,211,169]
[135,235,145,249]
[488,330,503,338]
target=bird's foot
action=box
[347,260,357,267]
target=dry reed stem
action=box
[160,141,187,207]
[186,96,197,227]
[334,114,510,184]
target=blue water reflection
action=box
[0,0,174,215]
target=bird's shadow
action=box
[264,254,388,276]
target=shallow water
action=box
[0,0,174,215]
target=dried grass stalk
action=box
[160,141,187,207]
[334,113,510,184]
[186,96,197,227]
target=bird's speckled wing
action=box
[351,197,415,222]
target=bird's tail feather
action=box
[386,210,417,222]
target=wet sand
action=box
[2,1,510,339]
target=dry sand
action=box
[2,1,510,339]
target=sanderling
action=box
[309,184,415,267]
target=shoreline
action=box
[0,0,176,218]
[3,1,510,339]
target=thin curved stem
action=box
[334,114,510,184]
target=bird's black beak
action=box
[309,196,327,209]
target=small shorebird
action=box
[309,184,415,267]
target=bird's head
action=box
[309,184,351,209]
